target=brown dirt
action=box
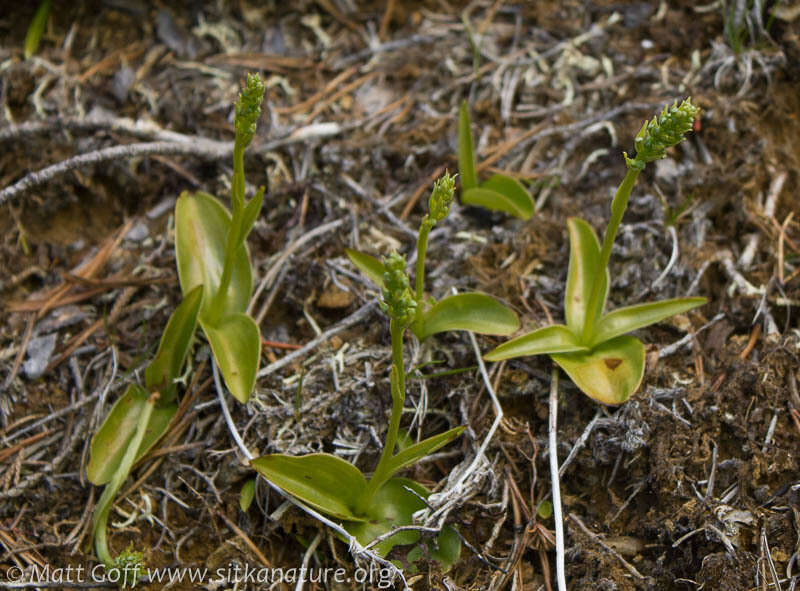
[1,1,799,590]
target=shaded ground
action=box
[1,1,799,590]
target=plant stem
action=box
[358,319,406,513]
[581,167,640,343]
[548,367,566,591]
[231,144,245,215]
[413,220,432,334]
[207,144,246,326]
[93,396,156,567]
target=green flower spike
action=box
[234,73,266,150]
[381,252,416,327]
[426,171,456,226]
[625,98,698,170]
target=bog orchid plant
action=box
[458,101,535,219]
[174,73,265,403]
[87,75,267,570]
[251,174,519,564]
[486,99,706,404]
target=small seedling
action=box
[87,285,202,569]
[24,0,51,59]
[174,73,265,403]
[457,101,535,219]
[239,478,257,512]
[251,176,519,563]
[486,99,706,404]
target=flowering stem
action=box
[358,319,405,513]
[207,75,263,327]
[413,219,432,335]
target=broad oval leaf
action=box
[87,384,177,485]
[144,285,203,403]
[416,292,520,340]
[457,101,478,192]
[203,313,261,403]
[479,174,534,220]
[565,217,608,338]
[385,426,464,479]
[345,477,429,556]
[250,453,368,522]
[484,324,589,362]
[462,186,530,220]
[430,524,462,570]
[175,191,252,320]
[406,524,462,571]
[551,335,645,405]
[345,248,386,288]
[592,297,707,346]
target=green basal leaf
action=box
[144,285,203,403]
[346,477,429,556]
[345,248,387,288]
[24,0,51,59]
[592,297,707,346]
[250,453,368,522]
[384,426,464,481]
[462,186,528,219]
[203,313,261,404]
[551,335,645,405]
[484,324,589,362]
[87,384,177,485]
[565,217,608,338]
[415,292,520,340]
[457,101,478,192]
[348,478,462,566]
[431,524,461,569]
[479,174,534,220]
[406,524,462,571]
[175,191,252,320]
[239,478,256,512]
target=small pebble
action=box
[23,333,57,379]
[125,220,149,242]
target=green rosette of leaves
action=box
[175,73,265,403]
[486,99,706,405]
